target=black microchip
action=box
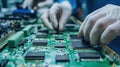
[55,36,64,40]
[0,59,9,67]
[55,55,70,62]
[32,40,47,46]
[69,34,80,39]
[36,33,48,38]
[78,52,101,60]
[71,40,88,50]
[38,29,49,33]
[55,43,66,48]
[64,23,78,32]
[66,29,78,32]
[25,52,45,60]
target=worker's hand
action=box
[23,0,53,10]
[22,0,33,9]
[37,0,53,8]
[41,1,72,31]
[79,4,120,45]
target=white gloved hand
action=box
[37,0,53,8]
[22,0,33,9]
[41,1,72,31]
[79,4,120,45]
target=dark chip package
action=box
[69,34,80,39]
[71,40,88,50]
[64,29,78,32]
[38,29,49,33]
[55,36,64,40]
[36,33,48,38]
[55,43,66,48]
[78,52,101,60]
[55,55,70,62]
[25,52,45,60]
[32,40,47,46]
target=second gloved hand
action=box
[41,1,72,31]
[79,4,120,45]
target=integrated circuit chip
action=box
[38,29,49,33]
[32,40,47,46]
[69,34,80,39]
[25,52,45,60]
[55,36,64,40]
[64,29,78,32]
[71,40,88,50]
[78,52,101,60]
[36,33,48,38]
[55,55,70,62]
[55,43,66,48]
[64,23,78,32]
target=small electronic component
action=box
[71,40,88,50]
[55,36,64,40]
[64,29,78,32]
[38,29,49,33]
[36,33,48,38]
[69,34,80,39]
[32,40,47,46]
[64,23,78,32]
[8,31,24,48]
[22,25,34,36]
[55,55,70,62]
[18,38,28,46]
[13,21,22,31]
[78,51,101,60]
[0,59,9,67]
[25,52,45,60]
[55,43,66,48]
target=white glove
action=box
[79,4,120,45]
[41,1,72,31]
[37,0,53,8]
[22,0,33,9]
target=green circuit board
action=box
[0,18,118,67]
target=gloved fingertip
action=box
[48,25,54,31]
[78,28,83,37]
[90,41,98,46]
[59,25,64,31]
[78,32,83,38]
[100,39,109,45]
